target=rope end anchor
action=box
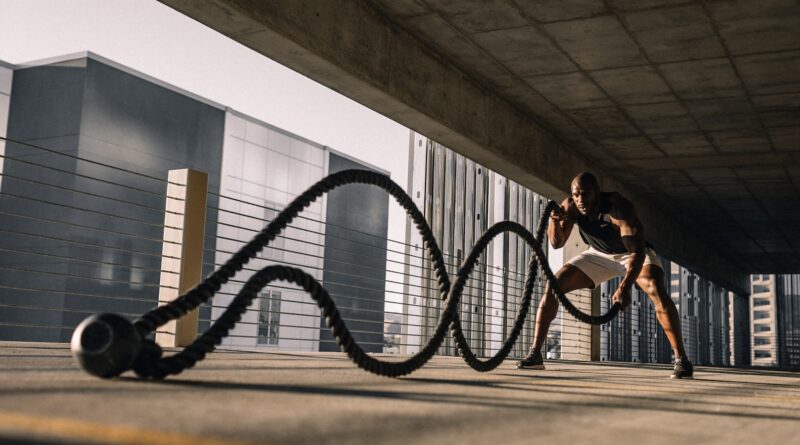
[70,313,142,378]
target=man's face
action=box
[571,181,598,216]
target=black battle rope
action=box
[127,169,620,379]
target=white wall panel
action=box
[216,111,327,351]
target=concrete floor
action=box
[0,342,798,445]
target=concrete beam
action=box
[158,0,749,294]
[626,152,800,170]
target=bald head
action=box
[570,172,600,216]
[571,172,599,191]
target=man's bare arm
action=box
[548,197,576,249]
[611,195,645,295]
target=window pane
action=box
[258,290,281,345]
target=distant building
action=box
[751,274,800,369]
[214,111,389,352]
[600,262,673,364]
[671,264,732,366]
[0,53,388,352]
[775,275,800,369]
[751,275,779,366]
[406,132,745,366]
[404,132,585,360]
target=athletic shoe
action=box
[671,355,694,379]
[516,349,545,370]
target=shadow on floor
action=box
[133,374,800,422]
[0,435,82,445]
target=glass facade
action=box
[669,263,731,366]
[600,261,673,364]
[0,54,389,352]
[404,133,564,358]
[601,260,733,366]
[317,153,390,353]
[776,275,800,368]
[0,57,223,342]
[214,112,326,351]
[406,132,741,366]
[214,112,390,353]
[258,290,282,346]
[755,274,800,369]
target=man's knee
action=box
[639,277,660,296]
[542,282,561,309]
[643,283,674,311]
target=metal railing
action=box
[0,135,575,359]
[3,135,791,369]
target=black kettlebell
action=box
[70,313,142,378]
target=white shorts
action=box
[565,247,660,288]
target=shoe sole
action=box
[516,364,545,370]
[670,375,694,379]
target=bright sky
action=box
[0,5,413,227]
[0,0,414,306]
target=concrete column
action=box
[728,290,751,367]
[559,229,595,361]
[156,168,208,348]
[591,281,601,362]
[401,132,426,355]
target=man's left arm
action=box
[612,196,645,309]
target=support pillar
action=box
[591,283,601,361]
[560,229,596,361]
[156,168,208,347]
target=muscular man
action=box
[517,172,694,379]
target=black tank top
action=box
[576,192,629,254]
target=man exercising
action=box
[517,172,694,379]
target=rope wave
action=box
[91,169,619,379]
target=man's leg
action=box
[530,264,595,355]
[635,264,686,358]
[636,264,693,378]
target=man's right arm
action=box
[548,197,575,249]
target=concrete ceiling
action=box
[158,0,798,282]
[369,0,800,273]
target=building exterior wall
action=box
[751,275,778,366]
[0,60,85,341]
[214,111,327,351]
[746,274,800,369]
[729,291,751,366]
[0,56,224,342]
[404,133,569,359]
[775,274,800,369]
[318,153,389,353]
[0,60,12,192]
[600,256,673,364]
[406,132,739,366]
[403,132,743,365]
[664,264,733,366]
[401,133,426,355]
[0,53,389,351]
[672,264,698,363]
[503,174,556,358]
[598,244,735,366]
[214,112,389,353]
